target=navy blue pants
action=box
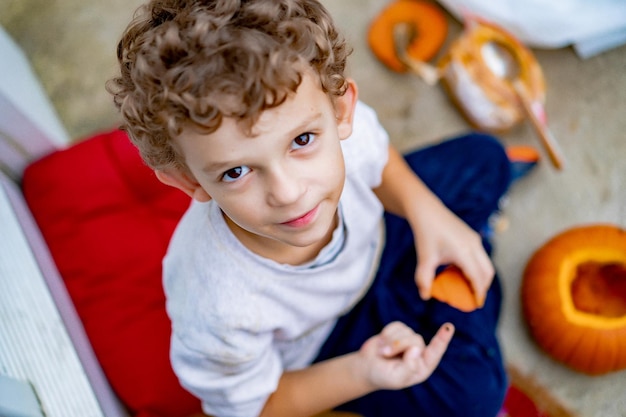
[314,133,512,417]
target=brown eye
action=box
[292,133,315,149]
[222,166,250,182]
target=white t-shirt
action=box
[163,101,389,417]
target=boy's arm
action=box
[372,145,494,305]
[260,352,372,417]
[259,321,454,417]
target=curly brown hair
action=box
[106,0,352,170]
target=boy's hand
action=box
[373,145,494,308]
[409,195,494,307]
[357,321,454,390]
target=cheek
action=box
[212,191,262,222]
[220,200,264,231]
[311,138,345,177]
[330,164,346,193]
[312,165,344,204]
[322,152,346,192]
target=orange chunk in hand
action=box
[431,266,482,312]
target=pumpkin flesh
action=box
[571,262,626,318]
[559,249,626,329]
[431,265,481,312]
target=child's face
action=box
[158,73,358,264]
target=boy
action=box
[108,0,511,416]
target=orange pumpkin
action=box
[368,0,448,73]
[431,265,482,312]
[521,224,626,375]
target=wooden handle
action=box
[393,23,441,86]
[513,80,565,170]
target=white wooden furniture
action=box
[0,25,127,417]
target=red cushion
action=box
[22,130,201,417]
[502,385,549,417]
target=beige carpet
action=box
[2,1,626,416]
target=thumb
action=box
[415,260,437,300]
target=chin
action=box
[292,219,337,248]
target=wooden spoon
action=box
[483,41,565,170]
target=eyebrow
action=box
[201,110,323,174]
[202,160,238,175]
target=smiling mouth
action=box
[281,205,320,227]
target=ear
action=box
[334,79,359,140]
[155,169,212,202]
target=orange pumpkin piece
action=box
[431,265,482,312]
[505,145,540,164]
[522,224,626,375]
[368,0,448,73]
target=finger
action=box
[402,345,422,367]
[420,323,455,369]
[379,322,424,357]
[415,260,437,300]
[461,253,494,307]
[383,334,426,358]
[378,321,405,356]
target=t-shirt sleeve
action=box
[341,101,390,189]
[170,325,282,417]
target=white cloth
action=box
[436,0,626,57]
[163,101,389,417]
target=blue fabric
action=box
[314,133,512,417]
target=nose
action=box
[265,166,304,207]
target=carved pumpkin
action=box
[437,16,545,133]
[521,224,626,375]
